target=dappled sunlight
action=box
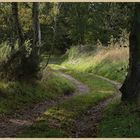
[98,90,116,94]
[0,2,138,138]
[42,108,74,123]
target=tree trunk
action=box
[11,2,24,48]
[43,4,58,70]
[29,2,41,74]
[120,4,140,103]
[32,2,41,55]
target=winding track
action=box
[0,72,89,137]
[71,74,121,137]
[0,72,121,137]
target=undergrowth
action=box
[98,99,140,137]
[0,68,75,115]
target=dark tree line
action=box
[0,3,133,53]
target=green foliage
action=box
[0,42,11,62]
[7,2,133,54]
[0,40,32,63]
[98,99,140,137]
[19,70,116,137]
[66,47,80,60]
[92,60,128,82]
[24,40,32,57]
[91,3,133,44]
[0,3,134,54]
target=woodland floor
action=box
[0,70,121,137]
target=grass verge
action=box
[62,46,129,83]
[98,99,140,137]
[0,68,75,115]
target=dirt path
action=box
[0,72,89,137]
[71,75,121,138]
[0,72,121,138]
[59,72,89,94]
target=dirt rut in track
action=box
[71,75,121,138]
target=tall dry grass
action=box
[63,44,129,82]
[94,47,129,63]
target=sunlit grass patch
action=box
[62,46,129,82]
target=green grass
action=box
[0,69,75,115]
[19,70,116,137]
[98,99,140,137]
[62,46,128,83]
[92,60,127,82]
